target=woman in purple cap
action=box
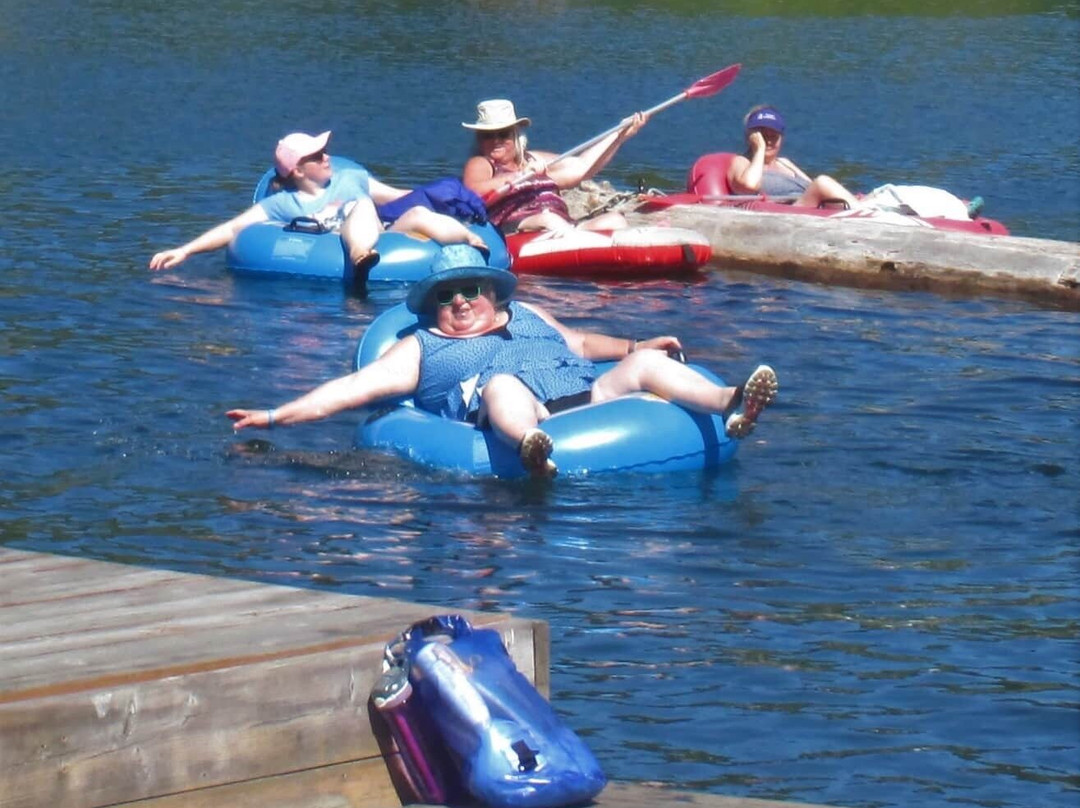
[727,105,859,209]
[149,130,486,274]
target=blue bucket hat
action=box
[745,106,786,134]
[406,244,517,315]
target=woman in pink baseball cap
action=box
[150,130,486,274]
[727,105,859,209]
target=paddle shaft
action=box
[545,93,695,171]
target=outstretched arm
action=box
[227,336,421,430]
[149,204,269,271]
[546,112,648,190]
[522,303,682,360]
[367,178,410,206]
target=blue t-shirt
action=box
[258,167,372,227]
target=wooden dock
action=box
[0,547,834,808]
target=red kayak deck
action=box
[506,226,712,278]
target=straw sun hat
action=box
[462,99,531,131]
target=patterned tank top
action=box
[484,154,573,232]
[414,302,597,420]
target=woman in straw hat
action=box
[461,99,647,234]
[227,245,778,478]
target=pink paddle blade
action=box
[685,63,741,99]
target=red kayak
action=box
[649,152,1009,236]
[505,226,712,278]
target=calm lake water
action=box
[2,3,1078,807]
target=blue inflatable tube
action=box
[352,305,738,478]
[225,158,510,288]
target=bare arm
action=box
[546,112,648,190]
[462,155,501,196]
[149,204,269,270]
[367,178,410,206]
[522,303,682,360]
[728,132,766,194]
[227,336,421,430]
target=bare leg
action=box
[591,350,738,412]
[478,374,556,477]
[798,175,860,209]
[389,206,488,249]
[478,374,549,444]
[340,197,383,265]
[514,209,575,233]
[591,350,778,437]
[577,211,629,231]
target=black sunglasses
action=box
[479,128,515,141]
[435,284,483,306]
[299,149,328,163]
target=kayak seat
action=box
[686,152,738,196]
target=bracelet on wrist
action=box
[266,409,275,429]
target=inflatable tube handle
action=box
[284,216,330,235]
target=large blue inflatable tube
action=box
[352,305,738,478]
[225,158,510,288]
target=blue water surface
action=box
[1,3,1078,808]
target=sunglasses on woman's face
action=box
[751,128,782,144]
[480,128,515,141]
[435,284,483,306]
[299,149,328,164]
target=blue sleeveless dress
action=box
[414,302,597,420]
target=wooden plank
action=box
[0,548,536,696]
[407,782,836,808]
[0,554,177,604]
[595,783,836,807]
[1,644,387,808]
[105,759,400,808]
[0,549,543,808]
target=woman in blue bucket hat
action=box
[227,244,778,478]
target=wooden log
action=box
[627,204,1080,309]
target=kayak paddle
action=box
[484,63,742,204]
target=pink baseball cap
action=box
[274,130,331,177]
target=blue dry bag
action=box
[385,614,606,808]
